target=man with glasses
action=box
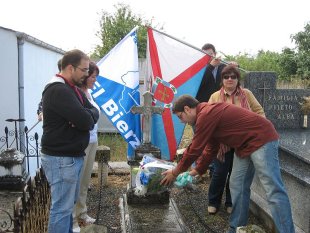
[161,94,294,233]
[40,49,99,233]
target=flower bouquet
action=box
[134,154,175,196]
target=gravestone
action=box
[244,72,309,129]
[130,91,164,163]
[0,148,29,190]
[120,91,189,232]
[127,91,167,204]
[244,72,310,233]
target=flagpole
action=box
[150,27,248,73]
[27,120,40,133]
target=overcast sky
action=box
[1,0,309,56]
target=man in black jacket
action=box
[40,49,99,233]
[196,43,225,103]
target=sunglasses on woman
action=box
[223,74,237,80]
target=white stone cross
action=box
[131,91,164,144]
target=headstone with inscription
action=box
[244,72,310,233]
[244,72,309,129]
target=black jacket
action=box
[41,82,99,156]
[196,63,225,102]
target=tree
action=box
[230,50,281,77]
[291,22,310,80]
[276,47,297,80]
[91,3,162,60]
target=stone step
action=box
[120,194,190,233]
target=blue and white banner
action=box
[90,27,141,159]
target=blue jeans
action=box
[41,154,84,233]
[208,149,234,208]
[228,140,294,233]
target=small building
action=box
[0,26,65,146]
[0,26,65,175]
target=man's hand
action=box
[210,57,221,67]
[160,169,177,186]
[189,169,198,176]
[37,112,43,121]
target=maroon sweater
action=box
[174,102,279,175]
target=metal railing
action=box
[15,168,50,233]
[0,168,50,233]
[0,120,40,174]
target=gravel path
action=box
[1,163,270,233]
[85,171,270,233]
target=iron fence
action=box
[0,168,50,233]
[0,122,41,174]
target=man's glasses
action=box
[223,74,237,80]
[73,65,89,73]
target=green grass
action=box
[98,126,193,162]
[98,133,127,161]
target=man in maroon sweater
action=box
[161,95,294,233]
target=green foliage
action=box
[145,169,168,193]
[276,47,298,80]
[225,22,310,83]
[291,22,310,80]
[91,3,161,60]
[229,51,281,79]
[242,50,280,73]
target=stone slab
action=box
[120,194,190,233]
[80,224,107,233]
[278,129,310,165]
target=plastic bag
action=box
[174,171,193,188]
[134,154,175,196]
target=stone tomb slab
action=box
[278,129,310,233]
[278,129,310,164]
[120,194,190,233]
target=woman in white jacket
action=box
[73,61,100,233]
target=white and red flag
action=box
[146,27,212,161]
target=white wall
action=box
[0,28,19,136]
[23,41,62,138]
[0,26,64,176]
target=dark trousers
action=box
[208,149,234,208]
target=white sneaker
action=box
[80,214,96,224]
[72,224,80,233]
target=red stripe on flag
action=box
[170,54,211,88]
[149,28,177,160]
[162,108,177,161]
[148,28,162,79]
